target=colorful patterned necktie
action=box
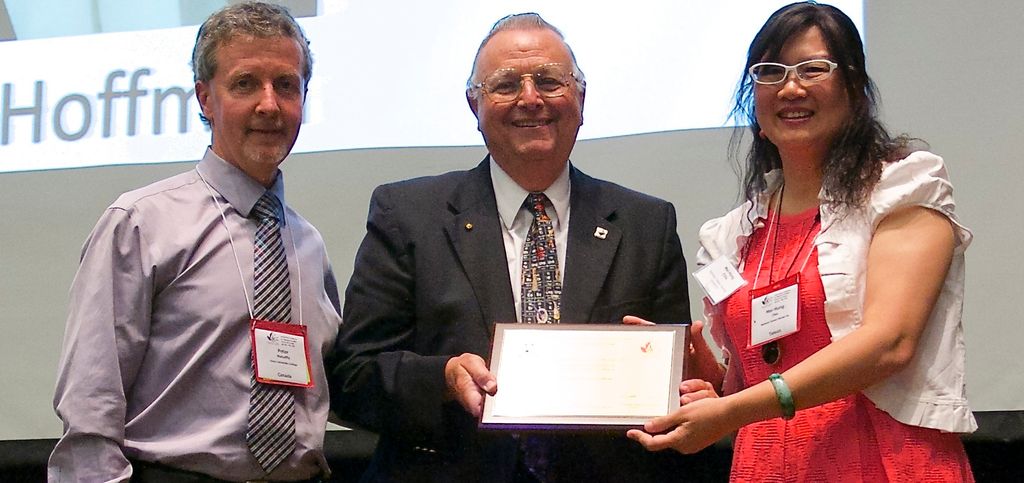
[519,196,562,478]
[247,192,296,474]
[521,192,562,324]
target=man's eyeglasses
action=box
[470,63,583,103]
[748,59,838,85]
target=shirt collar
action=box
[490,157,571,230]
[196,147,287,223]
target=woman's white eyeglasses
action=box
[749,59,838,85]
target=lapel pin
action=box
[593,227,608,239]
[465,223,474,231]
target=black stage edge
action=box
[2,411,1021,482]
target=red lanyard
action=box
[752,185,821,289]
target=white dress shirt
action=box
[490,158,571,321]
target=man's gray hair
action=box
[191,1,312,88]
[466,13,586,91]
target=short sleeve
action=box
[870,151,972,252]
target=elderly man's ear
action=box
[578,90,585,126]
[466,90,480,118]
[466,90,482,132]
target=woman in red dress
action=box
[628,3,975,481]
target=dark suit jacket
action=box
[329,158,698,482]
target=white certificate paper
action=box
[481,323,688,430]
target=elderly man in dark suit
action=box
[329,12,698,482]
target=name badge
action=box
[693,257,747,305]
[748,274,800,347]
[251,319,314,388]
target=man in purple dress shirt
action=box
[48,3,341,481]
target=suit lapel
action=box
[443,158,518,331]
[561,166,621,323]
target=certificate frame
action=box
[480,323,689,431]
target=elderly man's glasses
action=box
[749,59,838,85]
[470,63,582,103]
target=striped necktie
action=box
[247,192,296,474]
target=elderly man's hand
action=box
[622,315,656,326]
[444,353,497,418]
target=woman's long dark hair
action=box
[730,2,913,210]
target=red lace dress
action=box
[716,207,974,482]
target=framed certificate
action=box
[480,323,689,430]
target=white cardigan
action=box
[696,151,977,433]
